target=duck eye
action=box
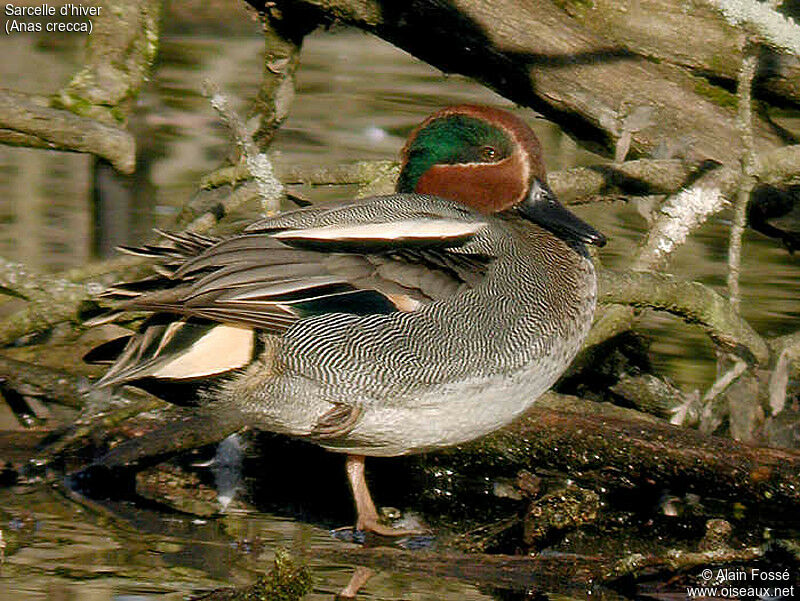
[480,146,498,161]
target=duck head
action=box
[398,105,606,247]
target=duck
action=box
[90,105,606,536]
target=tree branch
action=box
[0,90,135,173]
[598,270,769,364]
[250,0,784,162]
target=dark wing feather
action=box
[117,213,494,333]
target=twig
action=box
[176,182,263,233]
[202,81,284,215]
[728,41,759,314]
[610,546,764,579]
[584,140,800,353]
[698,358,749,433]
[632,168,737,271]
[703,359,748,402]
[584,162,740,354]
[768,330,800,415]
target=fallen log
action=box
[458,394,800,509]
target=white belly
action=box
[319,359,565,457]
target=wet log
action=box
[41,382,800,515]
[251,0,785,163]
[312,542,769,590]
[461,394,800,509]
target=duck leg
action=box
[345,454,427,537]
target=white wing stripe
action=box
[273,219,486,243]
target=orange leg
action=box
[345,454,427,537]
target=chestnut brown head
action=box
[398,105,605,246]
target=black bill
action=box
[517,179,607,247]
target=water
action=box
[1,9,799,600]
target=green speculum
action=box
[397,115,513,193]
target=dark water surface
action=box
[1,11,799,601]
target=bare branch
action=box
[0,90,135,173]
[728,42,759,313]
[55,0,161,124]
[598,271,769,364]
[203,81,285,214]
[252,9,317,148]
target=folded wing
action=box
[92,195,495,388]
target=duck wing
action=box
[93,195,496,388]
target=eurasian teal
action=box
[94,105,606,536]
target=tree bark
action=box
[461,393,800,509]
[560,0,800,105]
[249,0,785,163]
